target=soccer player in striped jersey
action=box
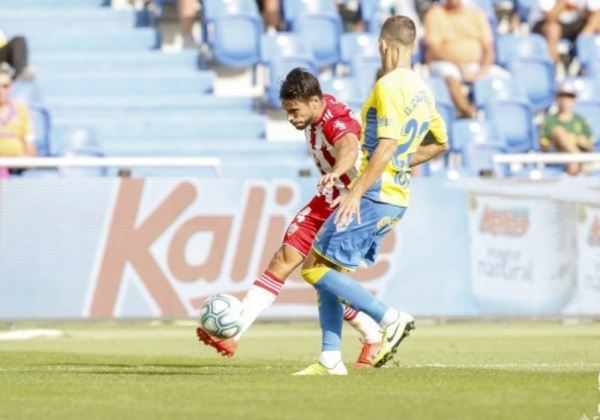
[196,68,382,367]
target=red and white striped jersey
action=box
[305,94,362,205]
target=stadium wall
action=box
[0,177,598,319]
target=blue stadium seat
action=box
[565,76,600,101]
[292,13,343,67]
[574,100,600,148]
[508,58,555,111]
[451,118,497,150]
[349,56,380,98]
[473,75,527,108]
[281,0,338,26]
[515,0,536,22]
[202,0,259,21]
[462,142,506,176]
[52,126,102,156]
[425,76,452,105]
[319,77,364,111]
[359,0,394,33]
[12,81,44,106]
[576,34,600,73]
[496,33,552,66]
[29,105,51,156]
[261,33,317,107]
[340,32,379,63]
[485,99,535,152]
[209,14,262,67]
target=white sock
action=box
[380,308,400,327]
[343,306,381,343]
[319,350,342,369]
[236,271,284,341]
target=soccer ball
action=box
[199,293,243,339]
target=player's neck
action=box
[382,52,412,75]
[311,98,327,126]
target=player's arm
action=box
[410,107,448,167]
[319,132,359,189]
[334,137,396,227]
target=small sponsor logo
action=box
[479,206,529,237]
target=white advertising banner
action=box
[575,203,600,314]
[468,194,576,314]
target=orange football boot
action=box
[196,327,238,357]
[353,339,382,368]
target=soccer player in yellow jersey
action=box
[294,15,448,375]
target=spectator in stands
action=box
[0,30,32,80]
[178,0,199,48]
[540,81,594,175]
[530,0,600,63]
[423,0,507,117]
[257,0,282,30]
[0,65,36,174]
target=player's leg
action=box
[301,198,414,367]
[196,243,302,357]
[293,286,347,375]
[238,244,302,336]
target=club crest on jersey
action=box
[333,120,347,131]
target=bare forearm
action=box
[351,140,395,196]
[332,141,358,176]
[410,142,448,167]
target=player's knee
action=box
[300,266,329,285]
[270,245,302,272]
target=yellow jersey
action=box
[357,68,447,207]
[0,100,34,157]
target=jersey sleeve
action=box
[322,114,361,145]
[373,80,404,141]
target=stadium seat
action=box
[28,105,52,156]
[282,0,338,25]
[12,81,44,106]
[515,0,536,22]
[51,126,106,176]
[292,13,343,67]
[52,126,102,156]
[451,118,497,150]
[574,100,600,148]
[261,33,317,107]
[508,58,555,111]
[462,142,506,177]
[425,76,452,105]
[565,76,600,101]
[496,33,552,67]
[576,34,600,73]
[349,56,380,98]
[340,32,379,64]
[319,76,364,111]
[358,0,394,33]
[209,13,262,67]
[485,99,535,152]
[202,0,259,22]
[473,75,527,108]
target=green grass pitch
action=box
[0,321,599,420]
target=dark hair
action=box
[279,68,322,102]
[380,15,416,47]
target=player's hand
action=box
[318,172,340,191]
[332,190,361,228]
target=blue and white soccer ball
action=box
[199,293,243,339]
